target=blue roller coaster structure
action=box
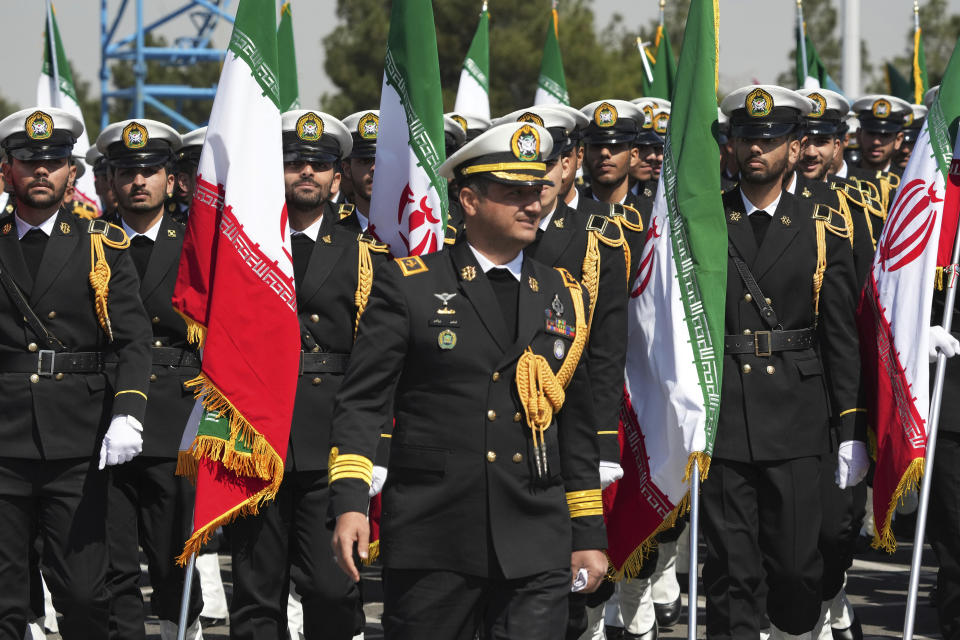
[99,0,235,131]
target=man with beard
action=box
[0,106,152,638]
[173,127,205,219]
[86,146,118,215]
[94,119,205,640]
[341,110,380,232]
[708,86,866,640]
[227,110,390,640]
[630,98,669,189]
[579,100,650,280]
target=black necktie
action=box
[129,235,154,280]
[20,228,48,280]
[750,210,771,246]
[291,233,314,286]
[487,267,519,342]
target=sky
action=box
[3,0,958,120]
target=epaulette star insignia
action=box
[553,217,564,229]
[780,216,791,226]
[460,265,476,281]
[59,222,70,235]
[729,212,742,222]
[528,276,539,292]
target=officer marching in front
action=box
[705,86,867,640]
[226,109,390,640]
[330,121,608,640]
[0,107,152,638]
[94,119,206,640]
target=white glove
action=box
[929,325,960,363]
[98,414,143,470]
[599,460,624,489]
[369,465,388,497]
[835,440,869,489]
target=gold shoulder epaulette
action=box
[586,214,624,245]
[338,203,356,220]
[72,201,99,220]
[395,255,428,276]
[608,203,644,232]
[87,218,129,245]
[554,266,582,292]
[358,233,389,253]
[444,223,458,246]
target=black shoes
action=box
[654,595,682,627]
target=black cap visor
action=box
[731,121,798,140]
[636,130,664,146]
[7,145,74,161]
[348,138,377,159]
[858,115,903,134]
[802,119,842,136]
[106,140,175,168]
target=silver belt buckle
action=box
[37,350,56,377]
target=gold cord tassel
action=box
[88,230,130,341]
[354,241,374,338]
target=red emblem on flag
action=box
[631,217,662,298]
[397,183,440,255]
[878,178,942,272]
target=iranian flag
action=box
[173,0,300,562]
[641,23,676,101]
[856,42,960,552]
[368,0,448,257]
[533,4,569,106]
[912,19,929,105]
[604,0,726,578]
[277,1,299,111]
[452,2,490,121]
[37,1,99,215]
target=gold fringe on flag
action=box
[175,449,199,483]
[361,540,380,566]
[175,373,285,566]
[872,457,924,553]
[176,309,207,348]
[608,451,711,582]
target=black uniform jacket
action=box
[0,207,152,459]
[792,173,875,290]
[717,187,865,463]
[526,202,628,463]
[290,204,390,472]
[330,238,606,579]
[127,215,200,458]
[580,185,652,281]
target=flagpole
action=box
[637,38,655,84]
[913,0,920,32]
[797,0,809,84]
[687,457,700,640]
[175,551,197,640]
[903,208,960,639]
[45,0,61,108]
[659,0,665,27]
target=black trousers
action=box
[818,444,865,602]
[702,457,823,638]
[228,470,362,640]
[930,431,960,640]
[383,567,570,640]
[106,457,202,639]
[0,458,109,640]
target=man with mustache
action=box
[707,86,866,640]
[341,110,379,233]
[227,110,390,640]
[0,106,152,637]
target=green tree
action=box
[106,33,222,131]
[0,95,21,120]
[321,0,668,117]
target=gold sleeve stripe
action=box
[328,447,374,485]
[839,408,867,417]
[597,430,618,435]
[380,433,392,438]
[115,389,147,400]
[567,489,604,518]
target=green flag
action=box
[534,8,569,105]
[795,26,842,92]
[453,3,490,119]
[277,1,299,111]
[642,25,676,100]
[885,62,913,102]
[911,26,929,105]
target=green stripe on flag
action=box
[536,10,569,104]
[664,0,725,451]
[463,9,489,91]
[278,1,300,111]
[229,0,281,110]
[42,6,77,103]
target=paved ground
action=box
[44,534,942,639]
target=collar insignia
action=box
[25,111,54,140]
[122,121,149,149]
[358,112,379,140]
[59,222,70,235]
[1,223,11,235]
[167,229,177,237]
[780,216,792,226]
[296,112,323,141]
[729,211,742,222]
[460,265,476,281]
[802,187,812,198]
[511,124,540,161]
[528,276,539,292]
[322,234,332,244]
[553,217,564,229]
[746,88,773,118]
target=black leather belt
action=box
[152,346,201,368]
[300,352,349,374]
[0,350,104,375]
[723,328,816,356]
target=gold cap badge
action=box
[746,88,773,118]
[357,113,379,140]
[452,115,468,133]
[594,102,618,128]
[653,112,669,135]
[296,112,323,141]
[122,122,149,149]
[25,111,54,140]
[510,124,540,162]
[807,93,826,118]
[517,112,544,127]
[872,98,892,119]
